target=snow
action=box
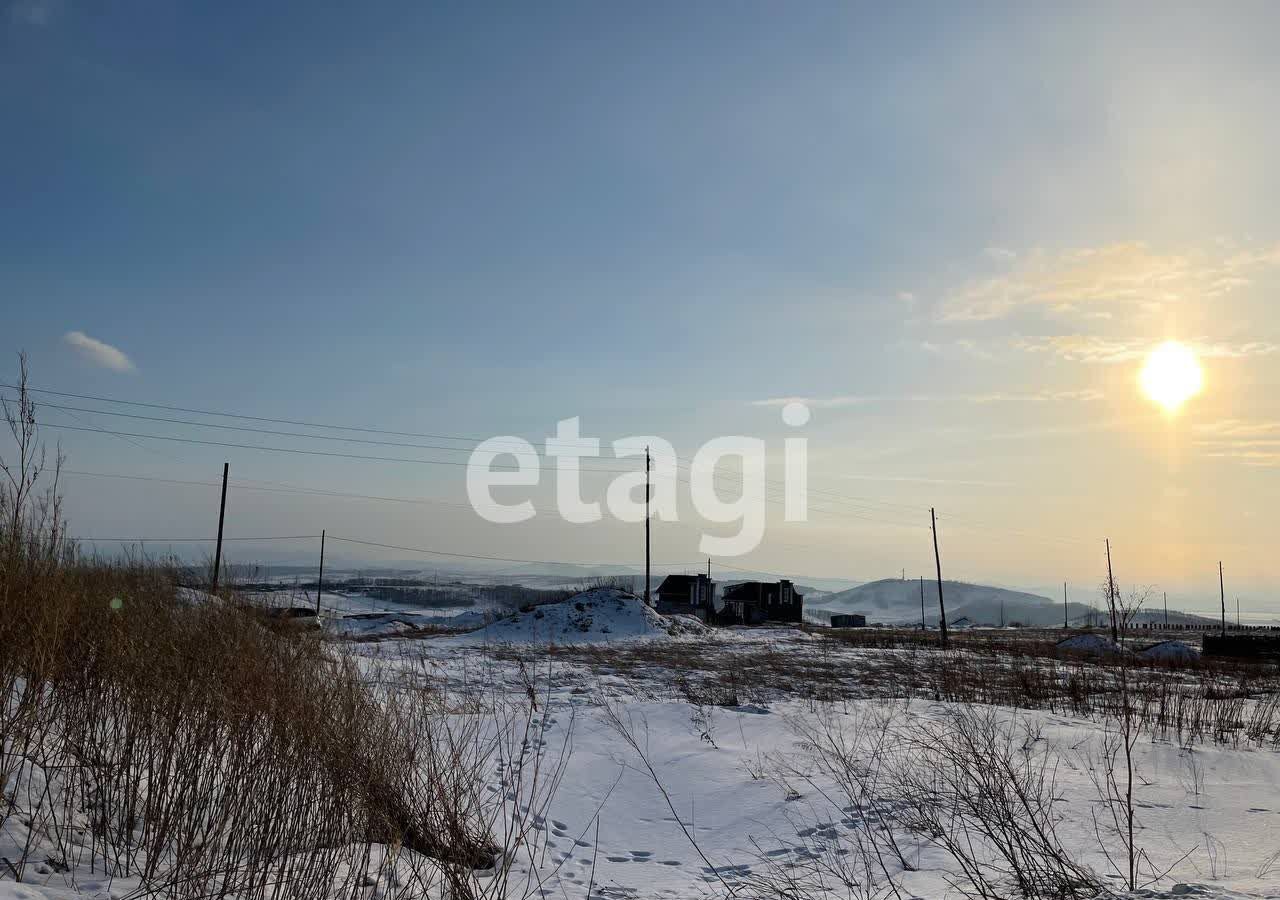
[323,609,487,639]
[8,587,1280,900]
[815,577,1065,626]
[445,588,709,645]
[1141,639,1203,662]
[1058,632,1125,655]
[175,586,220,606]
[348,624,1280,900]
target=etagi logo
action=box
[466,402,811,557]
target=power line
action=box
[59,464,926,534]
[5,384,932,515]
[30,399,924,523]
[17,398,623,461]
[16,385,1106,549]
[325,534,701,570]
[37,423,642,473]
[76,534,320,543]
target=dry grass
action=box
[490,626,1280,748]
[0,362,532,899]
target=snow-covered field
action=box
[339,590,1280,899]
[6,587,1280,899]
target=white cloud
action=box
[8,0,60,26]
[918,338,996,360]
[750,395,867,409]
[1194,419,1280,467]
[939,241,1280,322]
[1015,335,1279,365]
[64,331,135,372]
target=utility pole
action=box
[1237,596,1241,630]
[1105,539,1118,643]
[1064,581,1069,630]
[315,529,326,616]
[644,446,651,606]
[931,508,949,649]
[1164,592,1168,628]
[1219,561,1226,637]
[920,576,926,631]
[211,462,229,594]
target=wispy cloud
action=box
[8,0,60,26]
[750,395,867,409]
[836,472,1015,488]
[1192,420,1280,468]
[1194,420,1280,440]
[948,389,1103,405]
[64,331,135,372]
[1016,335,1279,365]
[938,241,1280,322]
[919,338,996,360]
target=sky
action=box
[4,1,1280,615]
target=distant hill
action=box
[807,578,1223,628]
[809,578,1070,627]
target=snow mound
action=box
[454,589,706,645]
[1140,639,1201,662]
[327,610,486,640]
[1057,633,1123,655]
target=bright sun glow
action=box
[1139,341,1204,413]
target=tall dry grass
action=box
[0,361,529,899]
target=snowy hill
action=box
[452,588,708,644]
[809,579,1223,629]
[811,578,1065,627]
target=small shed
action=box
[830,614,866,629]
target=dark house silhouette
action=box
[830,614,866,628]
[718,580,803,626]
[655,574,715,622]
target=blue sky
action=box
[5,2,1280,612]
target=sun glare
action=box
[1139,341,1203,413]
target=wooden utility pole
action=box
[644,446,651,606]
[1105,539,1118,643]
[1164,592,1168,628]
[1219,561,1226,637]
[1064,582,1069,630]
[931,508,948,649]
[1237,596,1241,630]
[211,462,229,594]
[920,576,926,631]
[315,530,326,616]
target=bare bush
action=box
[742,703,1100,900]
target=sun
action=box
[1139,341,1203,413]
